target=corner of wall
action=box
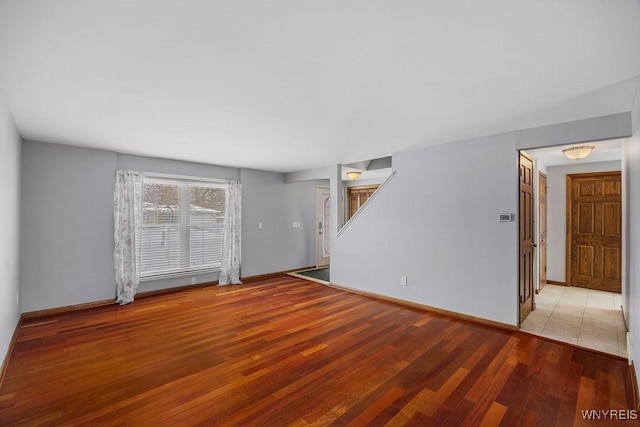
[0,93,22,372]
[626,77,640,378]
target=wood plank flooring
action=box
[0,275,636,426]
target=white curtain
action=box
[114,169,143,304]
[219,180,242,285]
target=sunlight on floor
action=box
[520,284,627,358]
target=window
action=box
[140,175,226,278]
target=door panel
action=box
[568,172,621,292]
[578,204,595,234]
[603,203,621,235]
[603,248,620,279]
[579,182,596,196]
[519,153,534,324]
[577,245,594,276]
[603,180,621,196]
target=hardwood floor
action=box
[0,275,635,426]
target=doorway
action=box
[517,140,626,356]
[315,186,330,267]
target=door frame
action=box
[315,186,331,267]
[565,170,622,289]
[538,172,547,292]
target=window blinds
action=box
[140,176,226,278]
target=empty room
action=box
[2,1,640,425]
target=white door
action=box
[316,186,330,267]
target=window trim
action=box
[140,266,219,282]
[142,172,227,185]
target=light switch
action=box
[499,213,513,222]
[258,222,263,229]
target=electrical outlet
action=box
[292,221,301,228]
[258,222,263,230]
[191,277,196,285]
[401,276,408,286]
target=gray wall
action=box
[285,166,333,183]
[515,112,632,150]
[546,161,621,284]
[332,132,520,325]
[0,94,21,366]
[328,111,634,327]
[241,169,327,276]
[117,154,239,181]
[21,141,117,312]
[19,141,320,312]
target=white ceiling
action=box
[1,1,639,173]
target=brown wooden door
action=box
[347,185,379,220]
[567,172,621,292]
[519,153,535,324]
[539,172,547,291]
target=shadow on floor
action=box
[289,267,330,283]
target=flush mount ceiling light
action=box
[562,146,595,160]
[346,171,361,180]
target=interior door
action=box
[316,187,331,267]
[347,185,379,220]
[567,172,622,292]
[519,153,535,324]
[539,172,547,291]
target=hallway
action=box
[520,284,627,357]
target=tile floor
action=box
[520,284,627,358]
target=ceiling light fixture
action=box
[562,146,594,160]
[346,171,361,180]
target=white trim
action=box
[142,171,228,184]
[315,186,331,267]
[140,266,221,282]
